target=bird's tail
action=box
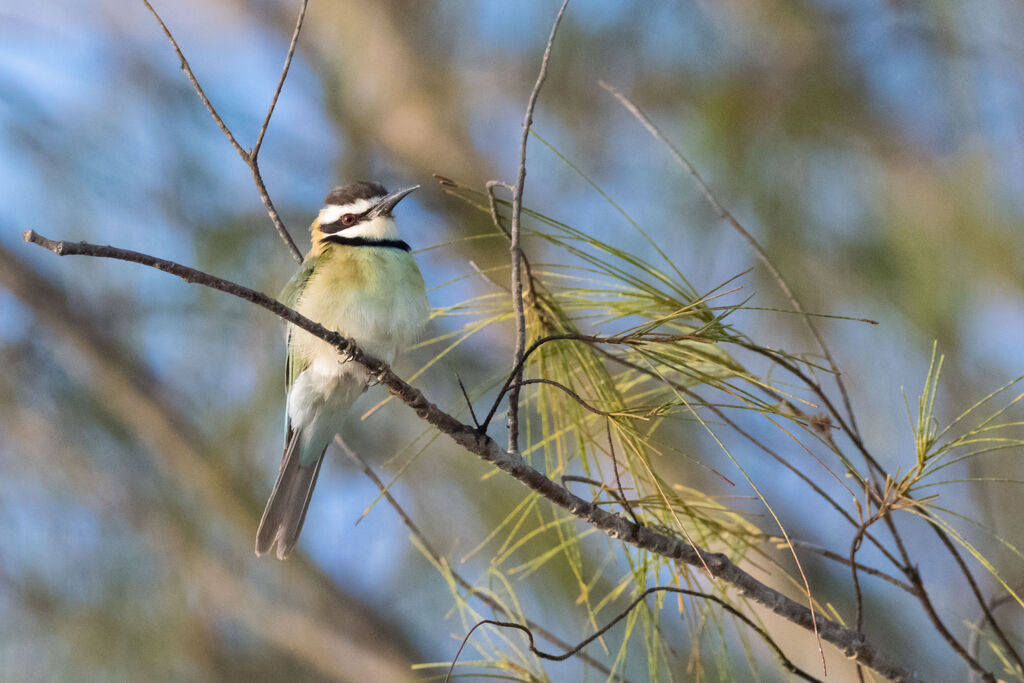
[255,433,326,560]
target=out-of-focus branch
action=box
[22,230,923,683]
[297,0,491,183]
[0,404,414,683]
[0,240,421,679]
[194,557,415,683]
[337,438,622,681]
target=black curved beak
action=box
[367,185,420,219]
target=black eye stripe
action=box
[321,208,371,232]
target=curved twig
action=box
[442,586,822,683]
[850,515,877,683]
[479,331,703,432]
[515,378,633,418]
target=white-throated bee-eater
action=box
[256,181,429,559]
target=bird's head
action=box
[310,181,419,250]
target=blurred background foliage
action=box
[1,0,1022,681]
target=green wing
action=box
[280,257,318,454]
[282,257,318,393]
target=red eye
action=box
[341,213,357,226]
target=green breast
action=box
[295,244,428,357]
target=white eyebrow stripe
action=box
[318,205,344,225]
[318,198,380,227]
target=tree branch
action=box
[143,0,304,262]
[505,0,571,452]
[22,228,922,683]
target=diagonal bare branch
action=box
[22,228,924,683]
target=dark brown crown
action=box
[323,181,388,207]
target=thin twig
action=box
[605,420,641,526]
[744,341,1009,680]
[252,0,308,159]
[455,374,481,430]
[756,536,914,595]
[485,181,541,302]
[515,378,633,418]
[22,229,924,683]
[930,522,1024,673]
[484,180,545,305]
[443,586,821,683]
[599,80,860,440]
[143,0,304,262]
[484,180,515,239]
[851,521,873,634]
[506,0,571,453]
[561,475,636,521]
[249,164,303,263]
[850,518,874,683]
[142,0,247,158]
[480,331,704,432]
[886,523,996,683]
[337,439,622,681]
[967,589,1024,683]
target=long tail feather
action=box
[255,433,326,559]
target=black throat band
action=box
[320,235,411,251]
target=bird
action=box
[256,181,430,559]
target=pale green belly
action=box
[292,247,428,368]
